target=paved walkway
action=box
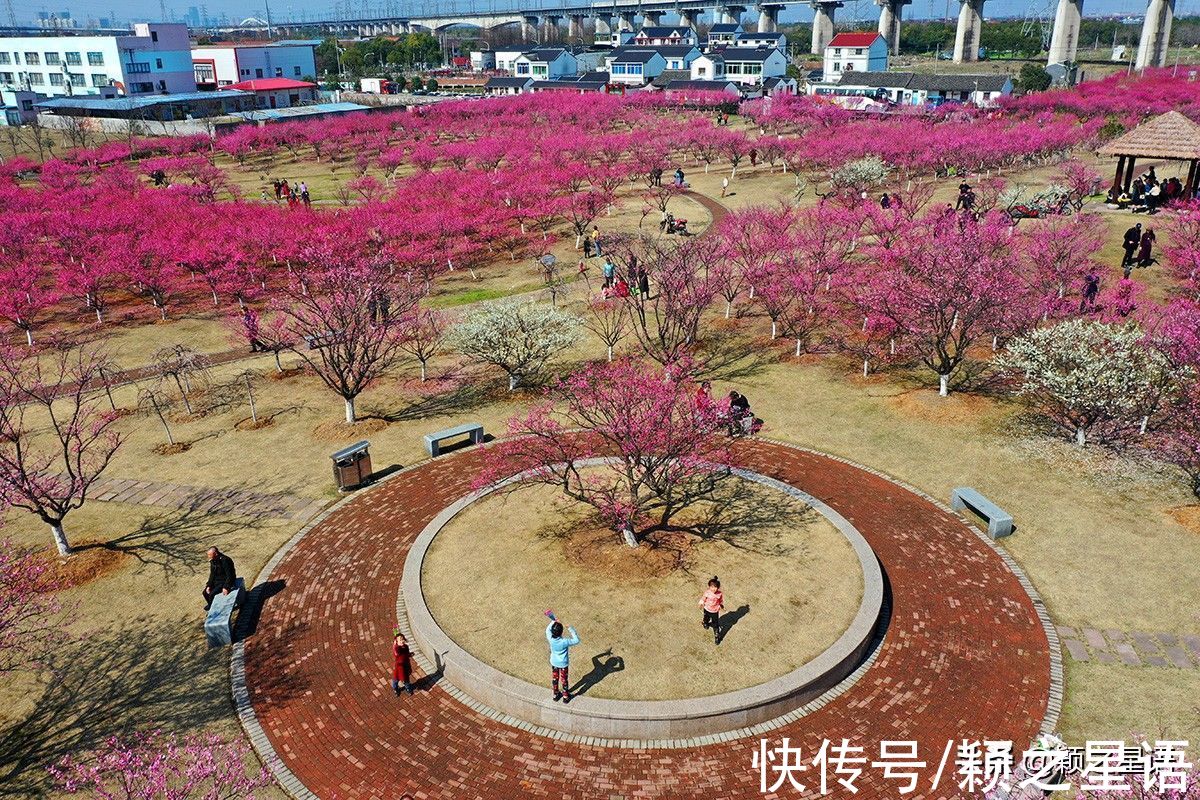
[1057,626,1200,669]
[236,439,1055,800]
[90,475,325,523]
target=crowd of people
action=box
[262,178,312,208]
[1106,167,1188,213]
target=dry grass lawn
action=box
[422,478,862,700]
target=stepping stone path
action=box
[90,475,326,522]
[235,439,1056,800]
[1056,626,1200,669]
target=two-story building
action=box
[823,32,888,80]
[191,40,318,89]
[705,23,744,48]
[605,48,666,85]
[690,53,726,81]
[512,48,578,80]
[630,26,697,46]
[495,49,524,73]
[0,23,194,98]
[713,47,788,86]
[652,44,702,71]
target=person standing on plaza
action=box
[391,629,413,696]
[698,576,725,645]
[273,179,282,201]
[546,619,580,703]
[602,257,615,288]
[590,226,603,257]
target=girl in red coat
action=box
[391,630,413,696]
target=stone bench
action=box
[204,577,246,647]
[951,487,1013,540]
[424,422,484,458]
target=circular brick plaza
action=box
[234,438,1059,800]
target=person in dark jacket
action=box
[1121,223,1142,268]
[1137,227,1157,267]
[203,547,237,609]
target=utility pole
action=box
[4,0,16,27]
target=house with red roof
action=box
[220,77,318,109]
[823,31,889,81]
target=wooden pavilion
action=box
[1098,110,1200,195]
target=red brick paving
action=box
[240,440,1051,799]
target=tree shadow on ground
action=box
[361,379,504,423]
[654,477,820,558]
[0,616,304,798]
[570,649,625,697]
[694,328,787,383]
[77,498,274,584]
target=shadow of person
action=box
[569,649,625,697]
[716,605,750,645]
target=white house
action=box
[761,76,799,96]
[470,50,496,71]
[0,23,194,98]
[512,48,578,80]
[807,71,1013,107]
[736,32,788,49]
[664,78,741,96]
[595,30,636,48]
[191,40,318,89]
[823,32,889,80]
[495,49,524,73]
[631,26,697,46]
[605,48,667,85]
[646,45,702,71]
[0,87,40,125]
[705,23,744,48]
[690,53,726,81]
[716,47,788,86]
[484,75,532,95]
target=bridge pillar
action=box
[875,0,910,55]
[756,4,782,31]
[953,0,984,62]
[1135,0,1174,68]
[809,0,842,53]
[618,10,636,30]
[1047,0,1083,65]
[595,14,613,34]
[720,5,747,24]
[522,14,540,41]
[543,14,562,40]
[679,8,703,27]
[568,14,585,39]
[643,10,664,25]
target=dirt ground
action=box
[421,477,862,700]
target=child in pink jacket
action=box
[698,576,724,645]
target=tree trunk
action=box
[419,360,428,381]
[863,358,870,378]
[245,374,258,423]
[24,328,33,347]
[620,526,638,548]
[725,299,732,318]
[508,373,519,391]
[1075,427,1086,446]
[939,373,949,397]
[273,351,283,372]
[606,345,613,362]
[795,338,802,357]
[770,321,777,339]
[50,521,71,556]
[345,396,356,423]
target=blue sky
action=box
[8,0,1171,29]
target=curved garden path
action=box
[236,438,1056,800]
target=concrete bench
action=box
[424,422,484,457]
[204,577,246,647]
[951,487,1013,540]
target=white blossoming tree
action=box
[451,300,581,390]
[998,319,1190,447]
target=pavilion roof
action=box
[1098,110,1200,160]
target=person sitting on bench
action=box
[203,546,237,610]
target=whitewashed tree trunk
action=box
[795,338,802,356]
[621,526,638,548]
[1075,427,1087,446]
[1140,416,1149,435]
[863,358,870,377]
[50,522,70,556]
[420,361,427,381]
[508,373,519,391]
[939,374,949,397]
[606,345,613,361]
[345,397,356,423]
[770,321,777,339]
